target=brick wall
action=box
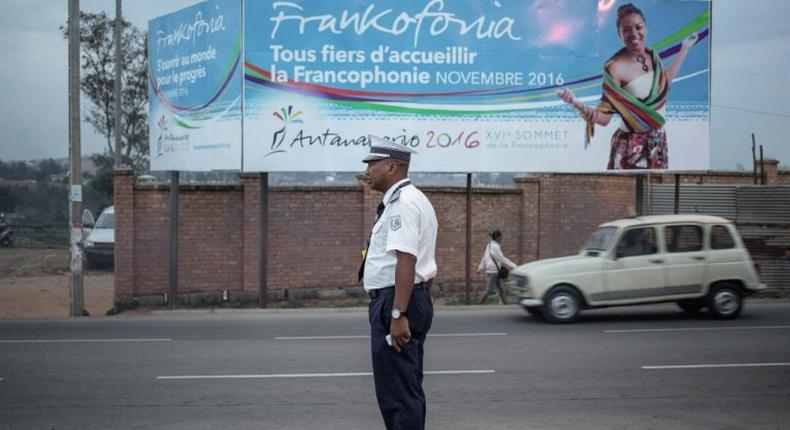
[113,169,134,300]
[532,174,635,259]
[178,186,244,294]
[114,162,789,304]
[430,187,523,282]
[131,188,170,296]
[267,186,364,289]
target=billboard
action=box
[149,0,711,173]
[148,0,242,171]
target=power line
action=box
[712,104,790,118]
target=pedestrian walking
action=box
[359,135,438,430]
[477,230,516,305]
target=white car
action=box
[513,215,766,323]
[84,206,114,267]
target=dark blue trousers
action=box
[369,286,433,430]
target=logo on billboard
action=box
[155,114,191,156]
[268,105,303,158]
[265,104,425,160]
[156,115,169,158]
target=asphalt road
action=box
[1,301,789,430]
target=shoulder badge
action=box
[389,189,403,204]
[389,215,402,231]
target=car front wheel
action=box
[542,286,581,324]
[707,283,743,319]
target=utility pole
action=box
[751,133,757,185]
[114,0,122,168]
[68,0,84,317]
[759,145,766,185]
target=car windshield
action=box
[583,226,617,251]
[95,213,114,229]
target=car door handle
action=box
[649,259,664,264]
[692,256,706,261]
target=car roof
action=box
[101,206,114,215]
[600,214,732,229]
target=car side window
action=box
[711,225,736,250]
[615,227,658,258]
[664,225,703,253]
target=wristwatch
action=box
[391,307,408,319]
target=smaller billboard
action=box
[148,0,242,171]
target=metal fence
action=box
[648,184,790,291]
[647,184,737,220]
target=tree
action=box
[0,160,34,180]
[35,158,65,182]
[61,12,149,173]
[86,152,115,192]
[0,188,17,213]
[83,152,114,217]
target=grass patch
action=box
[13,222,69,249]
[443,297,475,306]
[279,299,305,309]
[753,291,790,300]
[107,299,140,315]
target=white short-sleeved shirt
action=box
[363,179,438,292]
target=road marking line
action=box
[274,332,507,340]
[274,335,369,340]
[643,363,790,370]
[0,338,173,344]
[430,332,507,338]
[605,325,790,334]
[424,370,496,375]
[157,370,495,380]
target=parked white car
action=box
[84,206,114,267]
[513,214,766,323]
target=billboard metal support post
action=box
[259,172,269,308]
[646,173,652,215]
[168,171,179,309]
[635,174,645,216]
[465,173,472,305]
[68,0,84,317]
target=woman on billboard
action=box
[558,3,698,169]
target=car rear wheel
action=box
[677,300,705,313]
[542,286,581,324]
[706,283,743,319]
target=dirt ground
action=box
[0,248,114,318]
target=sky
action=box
[0,0,788,170]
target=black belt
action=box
[367,282,426,300]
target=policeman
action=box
[360,135,438,430]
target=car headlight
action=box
[514,274,529,290]
[84,240,94,248]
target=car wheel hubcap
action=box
[550,294,577,319]
[714,290,739,315]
